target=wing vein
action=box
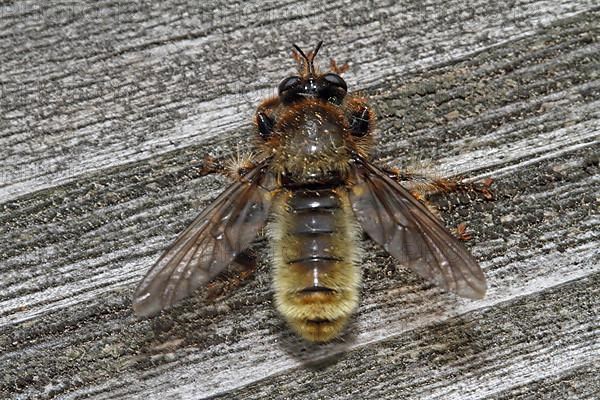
[348,159,487,299]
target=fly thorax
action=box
[273,102,349,182]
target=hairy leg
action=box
[206,250,258,301]
[383,166,494,200]
[384,166,494,240]
[329,58,349,74]
[190,154,224,177]
[191,149,258,181]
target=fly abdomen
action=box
[289,213,337,235]
[270,187,362,342]
[286,189,343,289]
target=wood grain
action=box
[0,1,598,399]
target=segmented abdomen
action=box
[270,187,361,342]
[285,188,344,290]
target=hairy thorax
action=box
[269,100,351,183]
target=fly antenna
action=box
[292,41,323,75]
[311,40,323,62]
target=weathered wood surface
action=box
[1,1,599,399]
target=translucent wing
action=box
[133,164,275,316]
[348,159,487,298]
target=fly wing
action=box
[133,164,275,316]
[348,160,487,299]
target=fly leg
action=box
[452,223,473,241]
[190,154,224,177]
[383,166,494,240]
[191,150,258,182]
[383,166,494,201]
[329,58,349,74]
[206,250,258,301]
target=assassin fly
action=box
[133,42,489,342]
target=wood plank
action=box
[1,0,598,202]
[210,275,599,399]
[1,1,599,399]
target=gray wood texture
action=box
[1,1,599,399]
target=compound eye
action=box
[278,76,301,96]
[322,73,347,93]
[318,73,348,105]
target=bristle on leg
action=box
[224,147,258,181]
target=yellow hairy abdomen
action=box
[269,190,362,342]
